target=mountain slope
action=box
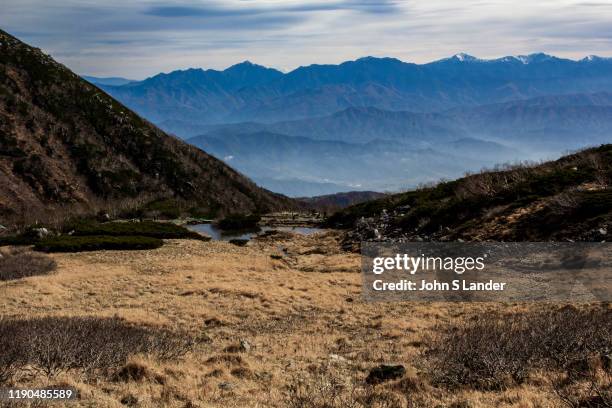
[103,62,283,125]
[297,191,387,213]
[0,29,291,225]
[327,144,612,245]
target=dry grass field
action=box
[1,231,610,407]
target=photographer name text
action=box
[372,279,507,291]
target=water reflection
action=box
[187,224,324,241]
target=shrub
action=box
[34,235,163,253]
[285,370,407,408]
[426,306,611,391]
[0,247,56,281]
[0,234,37,246]
[68,220,205,240]
[0,316,196,382]
[139,198,182,219]
[218,214,261,231]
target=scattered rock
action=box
[345,297,354,303]
[229,239,249,247]
[218,382,234,391]
[32,227,51,239]
[224,339,251,353]
[239,339,251,352]
[97,212,111,222]
[365,364,406,385]
[120,394,138,406]
[599,228,607,236]
[329,353,347,362]
[373,228,382,240]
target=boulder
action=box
[365,364,406,385]
[218,382,234,391]
[229,239,249,247]
[32,227,51,239]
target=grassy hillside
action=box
[327,144,612,242]
[0,29,292,227]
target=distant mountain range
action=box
[98,53,612,126]
[0,29,291,224]
[297,191,387,213]
[91,54,612,196]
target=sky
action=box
[2,0,612,79]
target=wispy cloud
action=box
[143,0,400,18]
[0,0,610,78]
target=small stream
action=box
[187,223,325,241]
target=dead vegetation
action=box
[0,234,609,407]
[0,247,56,281]
[0,316,196,384]
[426,306,611,394]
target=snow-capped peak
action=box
[515,53,554,64]
[453,53,478,62]
[582,55,605,62]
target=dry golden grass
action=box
[0,231,607,407]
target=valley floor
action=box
[1,231,608,407]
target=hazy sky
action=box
[2,0,612,78]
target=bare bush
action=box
[553,369,611,408]
[0,316,196,383]
[285,368,407,408]
[548,191,580,211]
[426,306,611,392]
[0,247,56,281]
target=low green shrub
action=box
[140,198,181,219]
[0,234,36,246]
[68,220,205,240]
[34,235,163,253]
[218,214,261,231]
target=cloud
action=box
[143,0,400,19]
[144,5,258,18]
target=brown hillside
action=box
[328,144,612,244]
[0,29,292,226]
